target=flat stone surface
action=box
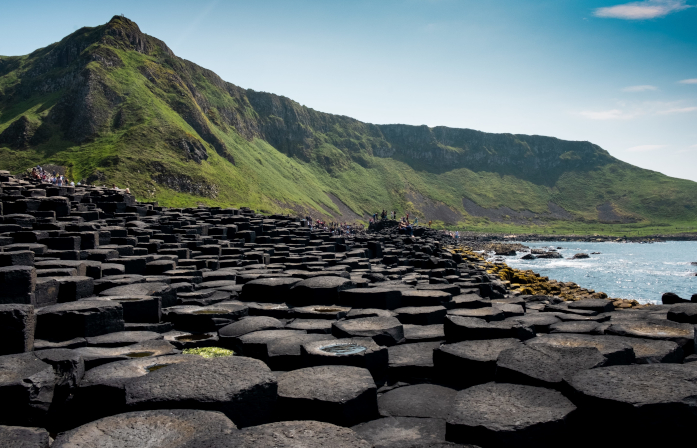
[570,363,697,444]
[601,334,683,363]
[526,333,635,366]
[388,341,441,383]
[302,337,388,377]
[434,338,521,387]
[36,300,124,340]
[446,382,576,448]
[0,352,55,426]
[339,288,403,310]
[276,365,377,426]
[290,276,357,306]
[444,315,534,343]
[333,316,405,346]
[378,384,456,419]
[52,409,237,448]
[352,417,446,448]
[75,340,178,370]
[221,420,372,448]
[0,425,49,448]
[403,324,445,343]
[125,356,277,428]
[605,318,694,347]
[86,331,163,347]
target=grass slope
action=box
[1,16,696,236]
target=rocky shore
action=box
[1,171,696,448]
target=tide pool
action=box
[501,241,697,305]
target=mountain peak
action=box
[102,15,173,57]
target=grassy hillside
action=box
[1,16,696,235]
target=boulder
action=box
[667,303,697,324]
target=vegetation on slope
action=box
[1,16,696,235]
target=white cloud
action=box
[622,85,658,92]
[594,0,693,20]
[656,106,697,115]
[679,78,697,84]
[627,145,667,152]
[578,109,636,120]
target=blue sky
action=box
[1,0,696,181]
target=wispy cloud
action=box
[578,109,636,120]
[578,101,697,120]
[677,145,697,153]
[679,78,697,84]
[627,145,667,152]
[594,0,693,20]
[622,85,658,92]
[656,106,697,115]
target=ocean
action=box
[500,241,697,305]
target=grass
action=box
[1,15,697,237]
[182,347,234,358]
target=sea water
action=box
[501,241,697,305]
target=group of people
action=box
[30,166,76,186]
[304,216,364,235]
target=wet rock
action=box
[662,292,690,305]
[276,365,377,426]
[163,330,219,349]
[75,339,177,370]
[302,337,388,378]
[571,253,589,259]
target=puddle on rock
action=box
[126,351,155,358]
[314,307,344,313]
[175,334,212,342]
[146,364,171,372]
[320,343,367,355]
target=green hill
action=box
[1,16,696,235]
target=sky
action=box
[1,0,696,181]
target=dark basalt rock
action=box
[352,417,447,448]
[527,333,636,366]
[241,277,302,303]
[276,365,378,426]
[266,333,335,371]
[218,316,284,348]
[333,316,405,346]
[605,318,694,349]
[447,307,505,322]
[378,384,456,419]
[667,303,697,324]
[85,330,163,347]
[209,420,372,447]
[0,425,50,448]
[403,324,445,343]
[125,356,277,428]
[0,352,56,427]
[387,341,441,384]
[302,337,388,379]
[434,338,521,388]
[289,276,357,306]
[74,339,177,370]
[339,288,403,310]
[495,344,605,390]
[395,306,447,325]
[570,363,697,445]
[446,382,576,448]
[52,409,237,448]
[36,300,124,341]
[444,315,534,343]
[0,304,36,355]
